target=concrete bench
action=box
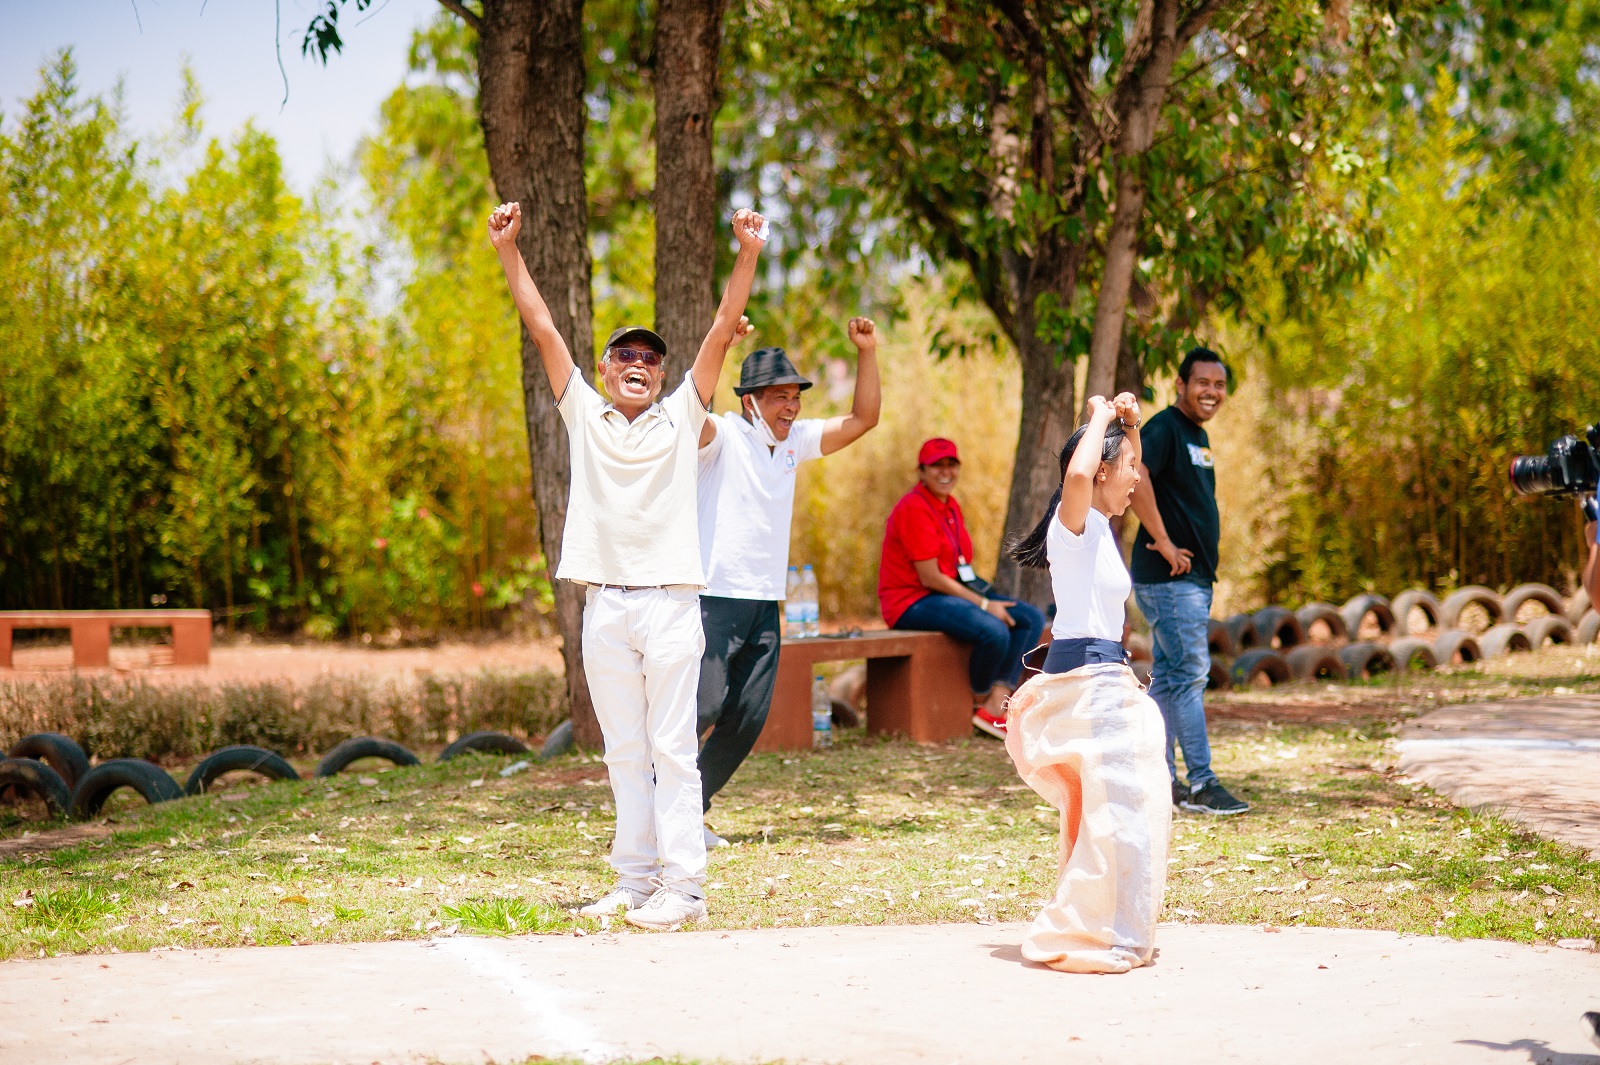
[0,610,212,669]
[754,630,972,752]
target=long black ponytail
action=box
[1007,421,1127,569]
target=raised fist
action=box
[488,201,521,249]
[732,315,755,345]
[847,316,877,353]
[732,208,767,252]
[1086,394,1115,420]
[1111,391,1141,427]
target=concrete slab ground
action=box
[1,922,1596,1065]
[1396,694,1600,858]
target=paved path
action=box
[1,923,1595,1065]
[1396,694,1600,858]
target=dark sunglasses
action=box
[608,348,664,367]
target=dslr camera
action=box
[1510,424,1600,497]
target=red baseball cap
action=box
[918,438,960,465]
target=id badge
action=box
[957,563,977,582]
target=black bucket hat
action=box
[603,325,668,356]
[733,347,813,396]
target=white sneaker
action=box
[703,825,730,850]
[577,885,649,918]
[624,887,708,931]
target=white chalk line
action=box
[435,937,616,1063]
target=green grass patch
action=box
[0,654,1596,959]
[442,896,569,936]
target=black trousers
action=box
[696,595,782,813]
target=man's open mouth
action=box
[622,370,649,389]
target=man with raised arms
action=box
[488,199,767,929]
[693,320,881,844]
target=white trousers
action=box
[582,585,708,897]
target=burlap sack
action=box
[1004,662,1171,973]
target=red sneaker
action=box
[972,707,1007,739]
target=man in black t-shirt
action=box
[1130,348,1249,816]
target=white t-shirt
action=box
[1047,506,1132,642]
[697,413,826,600]
[554,374,709,587]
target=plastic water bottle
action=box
[784,566,804,638]
[811,674,833,748]
[800,564,821,638]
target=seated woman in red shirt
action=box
[878,438,1046,738]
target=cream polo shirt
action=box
[554,373,710,587]
[696,413,825,600]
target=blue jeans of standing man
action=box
[1133,580,1216,790]
[893,593,1046,695]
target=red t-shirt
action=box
[878,483,975,627]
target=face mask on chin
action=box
[746,398,780,448]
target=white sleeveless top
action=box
[1047,506,1132,642]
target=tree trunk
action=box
[1082,0,1187,413]
[478,0,600,747]
[1083,166,1147,406]
[991,278,1077,612]
[653,0,727,387]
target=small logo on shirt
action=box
[1187,443,1215,469]
[784,449,797,471]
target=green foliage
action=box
[0,49,544,632]
[1243,85,1600,600]
[735,1,1410,377]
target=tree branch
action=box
[1178,0,1235,47]
[435,0,482,30]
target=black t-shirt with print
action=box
[1130,405,1220,586]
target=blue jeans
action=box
[894,594,1046,695]
[1134,580,1216,790]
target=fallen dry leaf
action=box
[279,895,310,906]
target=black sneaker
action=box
[1171,780,1186,809]
[1180,781,1250,816]
[1583,1011,1600,1051]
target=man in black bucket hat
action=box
[692,319,882,847]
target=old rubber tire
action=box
[1388,637,1438,672]
[1564,588,1590,624]
[1578,611,1600,646]
[1207,618,1236,659]
[0,758,72,818]
[1501,582,1564,623]
[1433,629,1482,665]
[1206,658,1232,692]
[1389,590,1441,637]
[1477,624,1532,658]
[1523,616,1573,648]
[539,719,575,760]
[183,745,301,796]
[7,732,90,791]
[1252,606,1304,650]
[1223,614,1259,652]
[437,731,531,763]
[1230,649,1291,687]
[1294,602,1348,643]
[314,738,421,778]
[1339,594,1394,639]
[70,759,183,819]
[1339,642,1396,679]
[1285,645,1346,681]
[1438,586,1502,631]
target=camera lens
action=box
[1509,455,1558,496]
